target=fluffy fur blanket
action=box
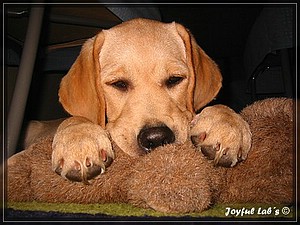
[7,98,294,215]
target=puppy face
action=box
[100,20,193,156]
[59,18,222,157]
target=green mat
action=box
[6,201,295,220]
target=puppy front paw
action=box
[52,117,114,184]
[190,105,251,167]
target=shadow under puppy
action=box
[7,98,294,213]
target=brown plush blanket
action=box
[6,98,295,221]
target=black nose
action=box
[137,125,175,152]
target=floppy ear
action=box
[58,32,106,127]
[175,23,222,112]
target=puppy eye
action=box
[111,80,129,92]
[165,76,184,88]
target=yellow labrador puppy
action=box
[46,18,251,183]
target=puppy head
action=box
[59,18,222,156]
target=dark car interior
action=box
[5,3,296,156]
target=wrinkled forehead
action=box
[100,20,186,65]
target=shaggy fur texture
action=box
[7,98,294,213]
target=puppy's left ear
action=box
[59,32,106,127]
[175,23,222,112]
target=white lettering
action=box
[225,207,255,217]
[225,206,290,217]
[257,207,273,215]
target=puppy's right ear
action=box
[59,32,106,127]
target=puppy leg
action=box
[52,117,114,184]
[190,105,251,167]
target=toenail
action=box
[58,158,64,168]
[74,161,81,171]
[199,132,206,142]
[100,149,107,162]
[215,143,221,151]
[54,159,64,175]
[86,158,91,167]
